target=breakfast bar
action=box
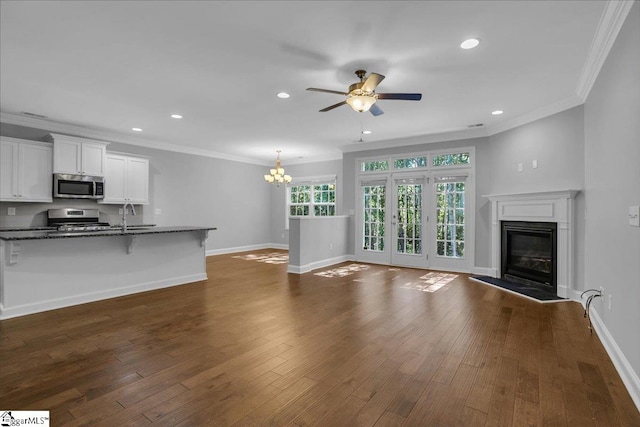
[0,226,216,319]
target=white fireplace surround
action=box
[483,190,580,298]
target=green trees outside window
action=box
[436,182,465,257]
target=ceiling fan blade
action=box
[361,73,385,92]
[307,87,349,96]
[320,100,347,112]
[377,93,422,101]
[369,103,384,116]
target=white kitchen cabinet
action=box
[47,133,107,176]
[0,137,53,202]
[100,153,149,204]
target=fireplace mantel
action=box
[483,190,580,298]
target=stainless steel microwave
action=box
[53,173,105,199]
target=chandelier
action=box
[264,150,292,186]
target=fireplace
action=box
[484,190,579,298]
[501,221,557,292]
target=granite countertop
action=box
[0,226,217,241]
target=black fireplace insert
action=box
[501,221,557,292]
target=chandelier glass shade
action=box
[264,150,292,186]
[346,94,376,112]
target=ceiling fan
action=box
[307,70,422,116]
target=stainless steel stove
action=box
[48,208,112,232]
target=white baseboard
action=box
[588,306,640,412]
[206,243,288,256]
[0,273,207,320]
[288,255,354,274]
[471,266,494,276]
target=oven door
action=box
[53,174,104,199]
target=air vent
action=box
[20,111,48,119]
[467,123,484,128]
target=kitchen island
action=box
[0,226,216,319]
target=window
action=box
[289,185,311,216]
[435,180,465,258]
[361,160,389,172]
[313,183,336,216]
[432,152,470,167]
[394,156,427,169]
[287,177,336,227]
[363,185,385,251]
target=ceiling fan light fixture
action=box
[346,95,376,113]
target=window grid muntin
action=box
[432,152,471,167]
[289,182,336,218]
[393,156,428,170]
[363,185,385,252]
[360,160,389,172]
[396,183,423,255]
[436,181,465,258]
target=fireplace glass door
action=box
[501,221,557,291]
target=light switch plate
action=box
[7,207,16,216]
[532,159,538,169]
[154,208,162,215]
[629,205,640,227]
[517,163,523,172]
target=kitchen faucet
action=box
[122,202,136,231]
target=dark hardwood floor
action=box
[1,249,638,426]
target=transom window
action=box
[432,152,470,167]
[361,160,389,172]
[394,156,428,169]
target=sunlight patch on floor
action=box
[400,272,459,292]
[315,264,370,278]
[232,252,289,264]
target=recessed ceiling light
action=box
[171,114,183,119]
[277,92,290,99]
[460,38,480,49]
[491,110,504,115]
[362,130,372,135]
[132,127,142,132]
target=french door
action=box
[356,174,429,268]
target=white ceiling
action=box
[0,1,610,164]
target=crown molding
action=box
[340,127,489,154]
[576,0,635,100]
[485,94,584,136]
[284,152,344,165]
[0,112,270,166]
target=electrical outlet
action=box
[608,294,612,311]
[7,207,16,216]
[329,243,333,250]
[629,206,639,227]
[517,163,523,172]
[118,208,123,214]
[154,208,162,215]
[532,159,538,169]
[281,233,285,239]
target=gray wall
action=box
[487,106,586,290]
[584,3,640,382]
[0,123,272,251]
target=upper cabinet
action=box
[100,153,149,204]
[46,133,107,176]
[0,137,53,202]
